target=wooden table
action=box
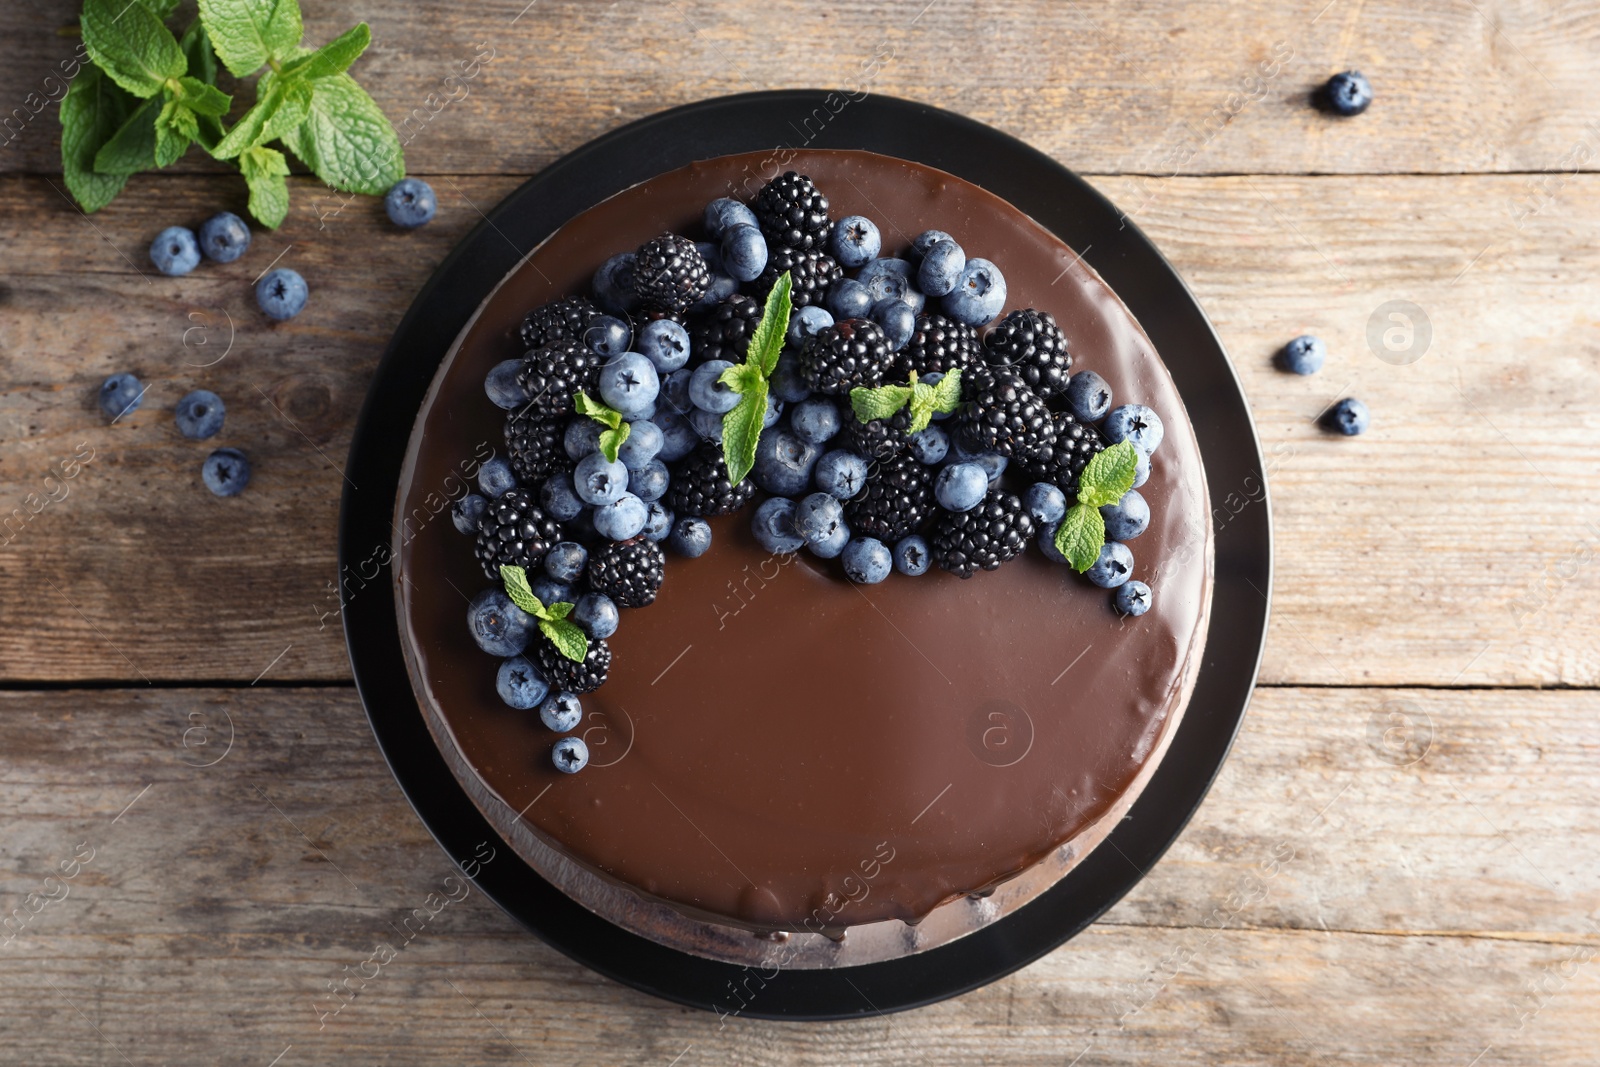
[3,1,1598,1062]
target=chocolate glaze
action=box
[394,150,1212,931]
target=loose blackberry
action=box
[845,452,934,542]
[754,246,842,308]
[516,339,603,416]
[1017,409,1107,491]
[586,537,666,608]
[954,367,1057,460]
[799,319,892,396]
[665,443,757,517]
[475,488,565,579]
[691,293,761,365]
[534,635,612,694]
[504,410,572,483]
[983,308,1072,397]
[930,492,1036,579]
[838,404,912,462]
[753,172,831,251]
[518,296,602,352]
[891,314,985,380]
[629,233,710,313]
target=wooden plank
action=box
[3,0,1600,180]
[0,686,1595,1064]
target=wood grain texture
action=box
[0,686,1595,1065]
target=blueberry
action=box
[1279,334,1326,375]
[949,437,1008,482]
[468,588,534,656]
[1325,397,1370,436]
[530,576,573,608]
[688,406,724,442]
[704,197,758,237]
[1115,580,1153,617]
[917,239,966,297]
[934,462,988,512]
[763,395,784,429]
[808,520,850,559]
[829,215,881,269]
[694,240,726,275]
[486,359,530,409]
[451,494,489,536]
[696,273,740,312]
[565,419,603,459]
[642,501,674,541]
[573,452,627,506]
[552,735,589,773]
[594,492,647,540]
[1024,482,1068,527]
[909,230,955,261]
[637,320,692,373]
[813,450,869,500]
[669,516,712,558]
[385,177,437,227]
[540,691,583,732]
[201,447,251,496]
[99,372,145,420]
[769,351,813,404]
[593,253,639,314]
[540,473,585,520]
[630,457,670,502]
[1103,404,1164,454]
[1038,529,1070,564]
[477,456,518,498]
[198,211,251,262]
[941,258,1006,326]
[720,223,768,283]
[858,258,924,312]
[689,360,740,414]
[842,536,892,584]
[1085,541,1134,589]
[786,304,834,347]
[825,278,874,320]
[584,315,632,358]
[496,655,549,709]
[174,389,225,439]
[543,542,588,584]
[1132,449,1152,489]
[598,353,660,417]
[754,429,820,496]
[618,419,663,470]
[791,398,841,445]
[660,368,694,415]
[907,425,950,465]
[893,534,931,576]
[1322,70,1373,116]
[752,496,806,554]
[1101,489,1150,540]
[655,410,699,462]
[795,492,847,546]
[870,298,917,351]
[150,226,200,276]
[256,267,308,321]
[573,594,618,639]
[1065,371,1113,423]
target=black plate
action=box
[341,90,1270,1020]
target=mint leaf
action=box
[849,382,913,424]
[1054,503,1106,573]
[212,77,310,159]
[717,361,765,397]
[154,98,196,166]
[198,0,303,77]
[499,564,542,616]
[280,22,370,81]
[179,20,220,86]
[61,65,135,213]
[1077,440,1141,509]
[93,96,160,173]
[538,617,589,664]
[545,601,575,621]
[276,71,403,195]
[82,0,187,98]
[241,145,290,228]
[175,76,231,117]
[930,366,963,412]
[597,423,631,464]
[574,391,623,430]
[138,0,182,18]
[721,379,767,487]
[747,272,791,376]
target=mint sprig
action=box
[848,366,962,434]
[574,392,632,463]
[500,565,589,663]
[719,271,792,485]
[1052,440,1141,571]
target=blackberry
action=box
[754,246,842,308]
[798,319,892,396]
[753,171,831,251]
[534,635,612,694]
[845,453,934,542]
[838,404,912,462]
[691,293,761,365]
[586,537,666,608]
[475,488,565,579]
[1018,410,1107,491]
[516,339,603,416]
[954,367,1057,460]
[983,308,1072,397]
[930,492,1035,579]
[629,233,710,313]
[518,296,602,352]
[891,314,985,380]
[504,410,572,483]
[665,443,757,517]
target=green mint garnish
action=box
[1052,439,1142,571]
[61,66,135,214]
[574,391,632,463]
[848,366,962,434]
[719,271,793,485]
[81,0,187,99]
[500,564,589,663]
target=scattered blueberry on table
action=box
[174,389,225,440]
[256,268,308,321]
[1279,334,1326,375]
[149,226,201,276]
[198,212,251,263]
[1325,397,1370,435]
[99,372,144,420]
[385,177,438,228]
[1322,70,1373,116]
[201,447,251,497]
